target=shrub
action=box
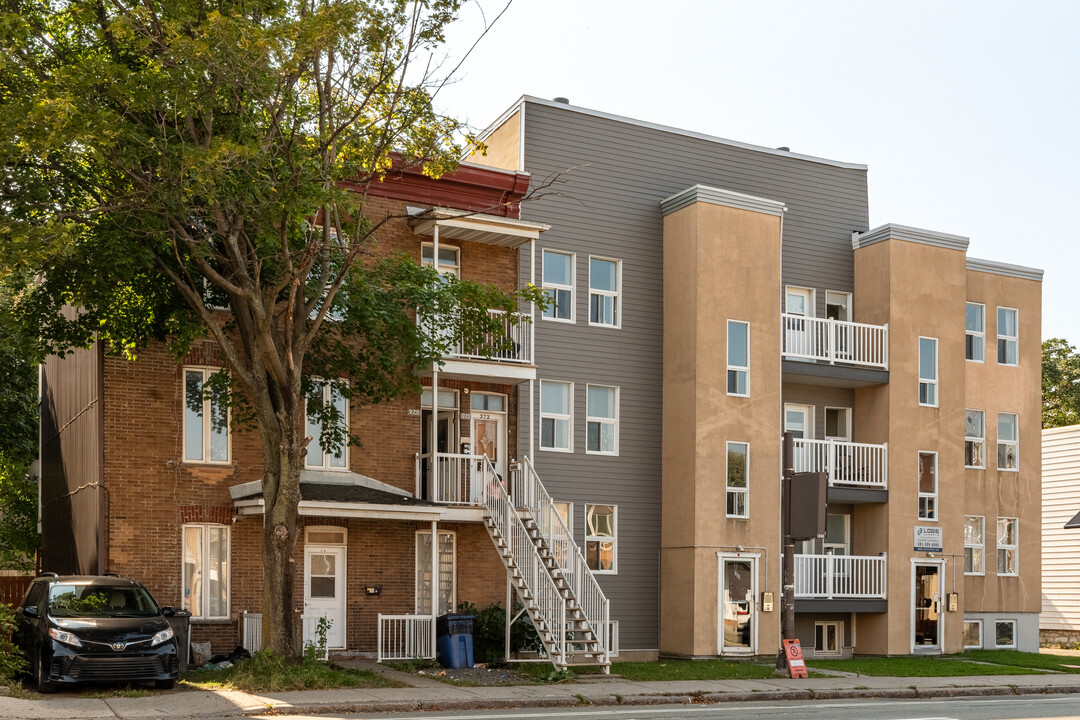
[0,603,27,682]
[457,600,542,664]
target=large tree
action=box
[0,0,538,657]
[1043,338,1080,429]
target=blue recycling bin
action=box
[437,632,474,668]
[436,613,474,668]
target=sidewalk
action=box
[3,669,1080,719]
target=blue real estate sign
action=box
[914,526,943,552]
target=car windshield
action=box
[48,584,160,618]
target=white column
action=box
[431,519,439,655]
[431,222,440,503]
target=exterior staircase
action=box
[478,456,610,672]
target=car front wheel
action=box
[35,653,56,694]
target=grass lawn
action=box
[808,655,1046,677]
[611,659,788,681]
[182,652,403,692]
[962,650,1080,673]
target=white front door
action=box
[304,545,346,650]
[471,410,505,477]
[784,287,816,358]
[718,556,757,655]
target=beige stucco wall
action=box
[467,110,520,172]
[661,200,782,656]
[962,270,1042,615]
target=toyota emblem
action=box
[111,642,126,651]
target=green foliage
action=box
[182,650,401,692]
[961,649,1080,673]
[0,603,28,683]
[456,600,542,665]
[48,590,109,614]
[1043,338,1080,428]
[0,454,37,572]
[303,615,332,661]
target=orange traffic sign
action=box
[783,638,807,678]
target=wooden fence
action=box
[0,575,32,607]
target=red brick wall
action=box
[100,194,523,656]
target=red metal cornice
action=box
[347,161,530,219]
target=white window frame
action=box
[726,441,749,519]
[539,380,573,453]
[585,384,619,456]
[918,337,938,407]
[587,256,621,328]
[785,286,816,316]
[727,320,750,397]
[824,407,852,441]
[966,302,985,363]
[814,621,843,656]
[182,366,231,465]
[824,291,851,321]
[997,412,1019,471]
[553,501,573,536]
[181,523,231,620]
[963,619,983,649]
[421,242,460,278]
[415,530,456,615]
[585,503,617,574]
[965,409,985,469]
[918,451,937,521]
[997,517,1018,576]
[997,307,1018,366]
[305,379,349,471]
[964,515,985,576]
[542,249,575,323]
[995,619,1017,649]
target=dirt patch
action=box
[413,664,557,686]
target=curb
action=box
[225,684,1080,716]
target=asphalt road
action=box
[244,694,1080,720]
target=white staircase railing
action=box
[479,456,568,666]
[414,452,487,504]
[793,553,888,599]
[514,456,611,663]
[377,614,435,661]
[782,314,888,369]
[791,438,888,489]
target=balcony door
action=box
[784,287,815,358]
[785,404,814,473]
[718,554,757,655]
[421,389,459,502]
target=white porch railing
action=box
[782,314,888,370]
[421,309,533,365]
[512,457,611,664]
[792,438,888,489]
[377,614,435,661]
[414,452,489,505]
[793,553,888,599]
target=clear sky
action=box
[434,0,1080,343]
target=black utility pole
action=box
[776,431,795,670]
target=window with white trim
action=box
[305,380,348,470]
[553,501,573,535]
[997,517,1018,575]
[421,243,460,278]
[182,524,230,619]
[540,380,572,452]
[542,250,574,321]
[183,367,230,464]
[586,384,618,455]
[918,451,937,520]
[997,307,1018,365]
[966,302,985,362]
[588,257,620,327]
[964,516,984,575]
[995,619,1016,648]
[726,442,749,518]
[815,621,842,655]
[415,530,455,615]
[918,337,937,406]
[963,620,982,649]
[997,412,1018,471]
[727,321,749,396]
[965,409,985,468]
[585,504,616,573]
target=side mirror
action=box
[22,606,38,618]
[160,606,176,617]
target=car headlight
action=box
[48,627,82,648]
[150,626,174,647]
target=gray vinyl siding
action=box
[516,101,869,651]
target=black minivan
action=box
[15,574,180,693]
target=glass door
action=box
[719,557,756,654]
[914,564,942,652]
[784,287,815,358]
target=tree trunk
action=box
[259,408,306,659]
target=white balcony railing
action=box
[422,309,532,365]
[782,314,888,370]
[377,614,435,661]
[792,438,888,489]
[414,452,488,505]
[794,553,888,599]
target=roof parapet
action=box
[853,224,970,252]
[966,257,1044,282]
[661,184,786,217]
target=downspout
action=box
[529,237,536,460]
